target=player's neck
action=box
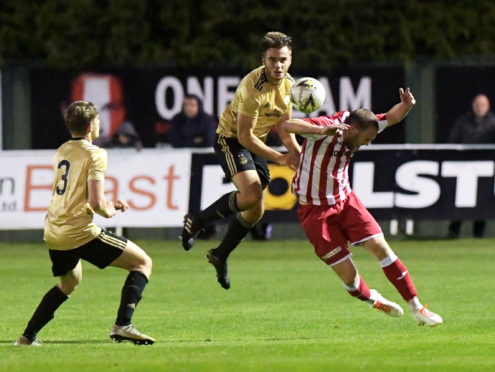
[70,134,92,142]
[267,75,283,87]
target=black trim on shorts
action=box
[214,135,270,188]
[49,230,127,277]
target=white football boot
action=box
[413,306,443,326]
[369,289,404,318]
[110,324,155,345]
[14,335,42,346]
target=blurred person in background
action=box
[102,121,143,150]
[169,94,218,239]
[169,94,217,148]
[447,93,495,238]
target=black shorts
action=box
[214,135,270,188]
[49,230,127,277]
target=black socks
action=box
[213,214,252,260]
[23,286,68,341]
[197,191,240,224]
[116,271,148,326]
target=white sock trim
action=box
[379,252,398,268]
[342,274,360,291]
[408,296,422,313]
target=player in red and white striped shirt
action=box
[280,88,442,326]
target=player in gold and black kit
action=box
[181,32,301,289]
[15,101,154,346]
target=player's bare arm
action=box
[385,88,416,127]
[275,113,301,152]
[88,179,117,218]
[280,118,350,136]
[236,112,292,167]
[275,113,301,169]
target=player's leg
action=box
[78,230,154,344]
[180,136,261,251]
[331,257,404,318]
[361,236,442,326]
[106,235,154,344]
[15,251,81,346]
[206,170,265,289]
[341,192,441,325]
[298,202,402,319]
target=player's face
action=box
[263,46,292,82]
[90,115,101,140]
[344,126,377,153]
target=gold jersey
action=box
[216,66,294,142]
[44,139,106,250]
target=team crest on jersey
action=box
[265,109,282,117]
[238,154,248,165]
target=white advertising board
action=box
[0,149,191,229]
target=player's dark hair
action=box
[64,101,99,135]
[346,109,378,131]
[262,31,292,54]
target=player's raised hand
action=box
[399,87,416,107]
[113,200,129,212]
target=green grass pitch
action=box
[1,238,494,371]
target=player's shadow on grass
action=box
[43,340,108,344]
[0,340,107,345]
[162,336,325,343]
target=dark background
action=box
[30,66,405,148]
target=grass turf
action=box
[1,238,494,371]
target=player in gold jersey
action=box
[181,32,301,289]
[15,101,154,346]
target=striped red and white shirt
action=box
[292,111,387,206]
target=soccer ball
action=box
[290,77,326,114]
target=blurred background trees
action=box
[2,0,495,69]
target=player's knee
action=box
[250,206,265,223]
[238,186,263,207]
[131,252,152,278]
[58,278,80,295]
[363,237,391,259]
[241,203,265,225]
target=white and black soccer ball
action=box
[290,77,326,114]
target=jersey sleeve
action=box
[376,113,388,133]
[298,117,330,141]
[299,112,347,140]
[88,148,107,181]
[237,85,261,119]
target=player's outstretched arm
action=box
[276,113,301,153]
[280,119,349,136]
[385,87,416,127]
[88,179,117,218]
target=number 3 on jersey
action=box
[56,160,70,195]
